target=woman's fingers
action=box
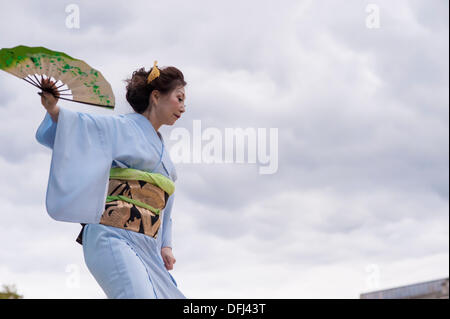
[45,91,58,102]
[43,92,54,103]
[164,256,174,270]
[42,92,50,103]
[161,249,176,270]
[40,78,60,99]
[40,92,58,111]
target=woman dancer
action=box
[36,61,187,299]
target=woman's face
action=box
[152,86,186,126]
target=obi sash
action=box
[76,167,175,245]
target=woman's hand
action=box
[39,78,60,122]
[161,247,176,271]
[40,91,59,112]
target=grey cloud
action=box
[0,0,448,298]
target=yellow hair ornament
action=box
[147,60,160,84]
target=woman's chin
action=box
[169,117,178,125]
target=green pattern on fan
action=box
[0,45,115,108]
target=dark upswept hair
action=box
[124,65,187,114]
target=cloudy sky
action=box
[0,0,448,298]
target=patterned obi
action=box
[76,167,175,245]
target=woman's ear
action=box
[149,90,160,108]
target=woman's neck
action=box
[142,108,162,133]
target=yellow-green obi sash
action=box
[76,167,175,245]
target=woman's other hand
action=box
[161,247,176,271]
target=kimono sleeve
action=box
[35,111,57,149]
[35,107,114,224]
[161,193,175,249]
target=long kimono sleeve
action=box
[161,193,175,249]
[35,107,114,224]
[35,111,57,149]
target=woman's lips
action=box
[173,113,180,119]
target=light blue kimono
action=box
[35,106,186,299]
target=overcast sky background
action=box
[0,0,448,298]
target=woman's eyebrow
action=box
[178,92,185,98]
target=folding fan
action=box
[0,45,115,109]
